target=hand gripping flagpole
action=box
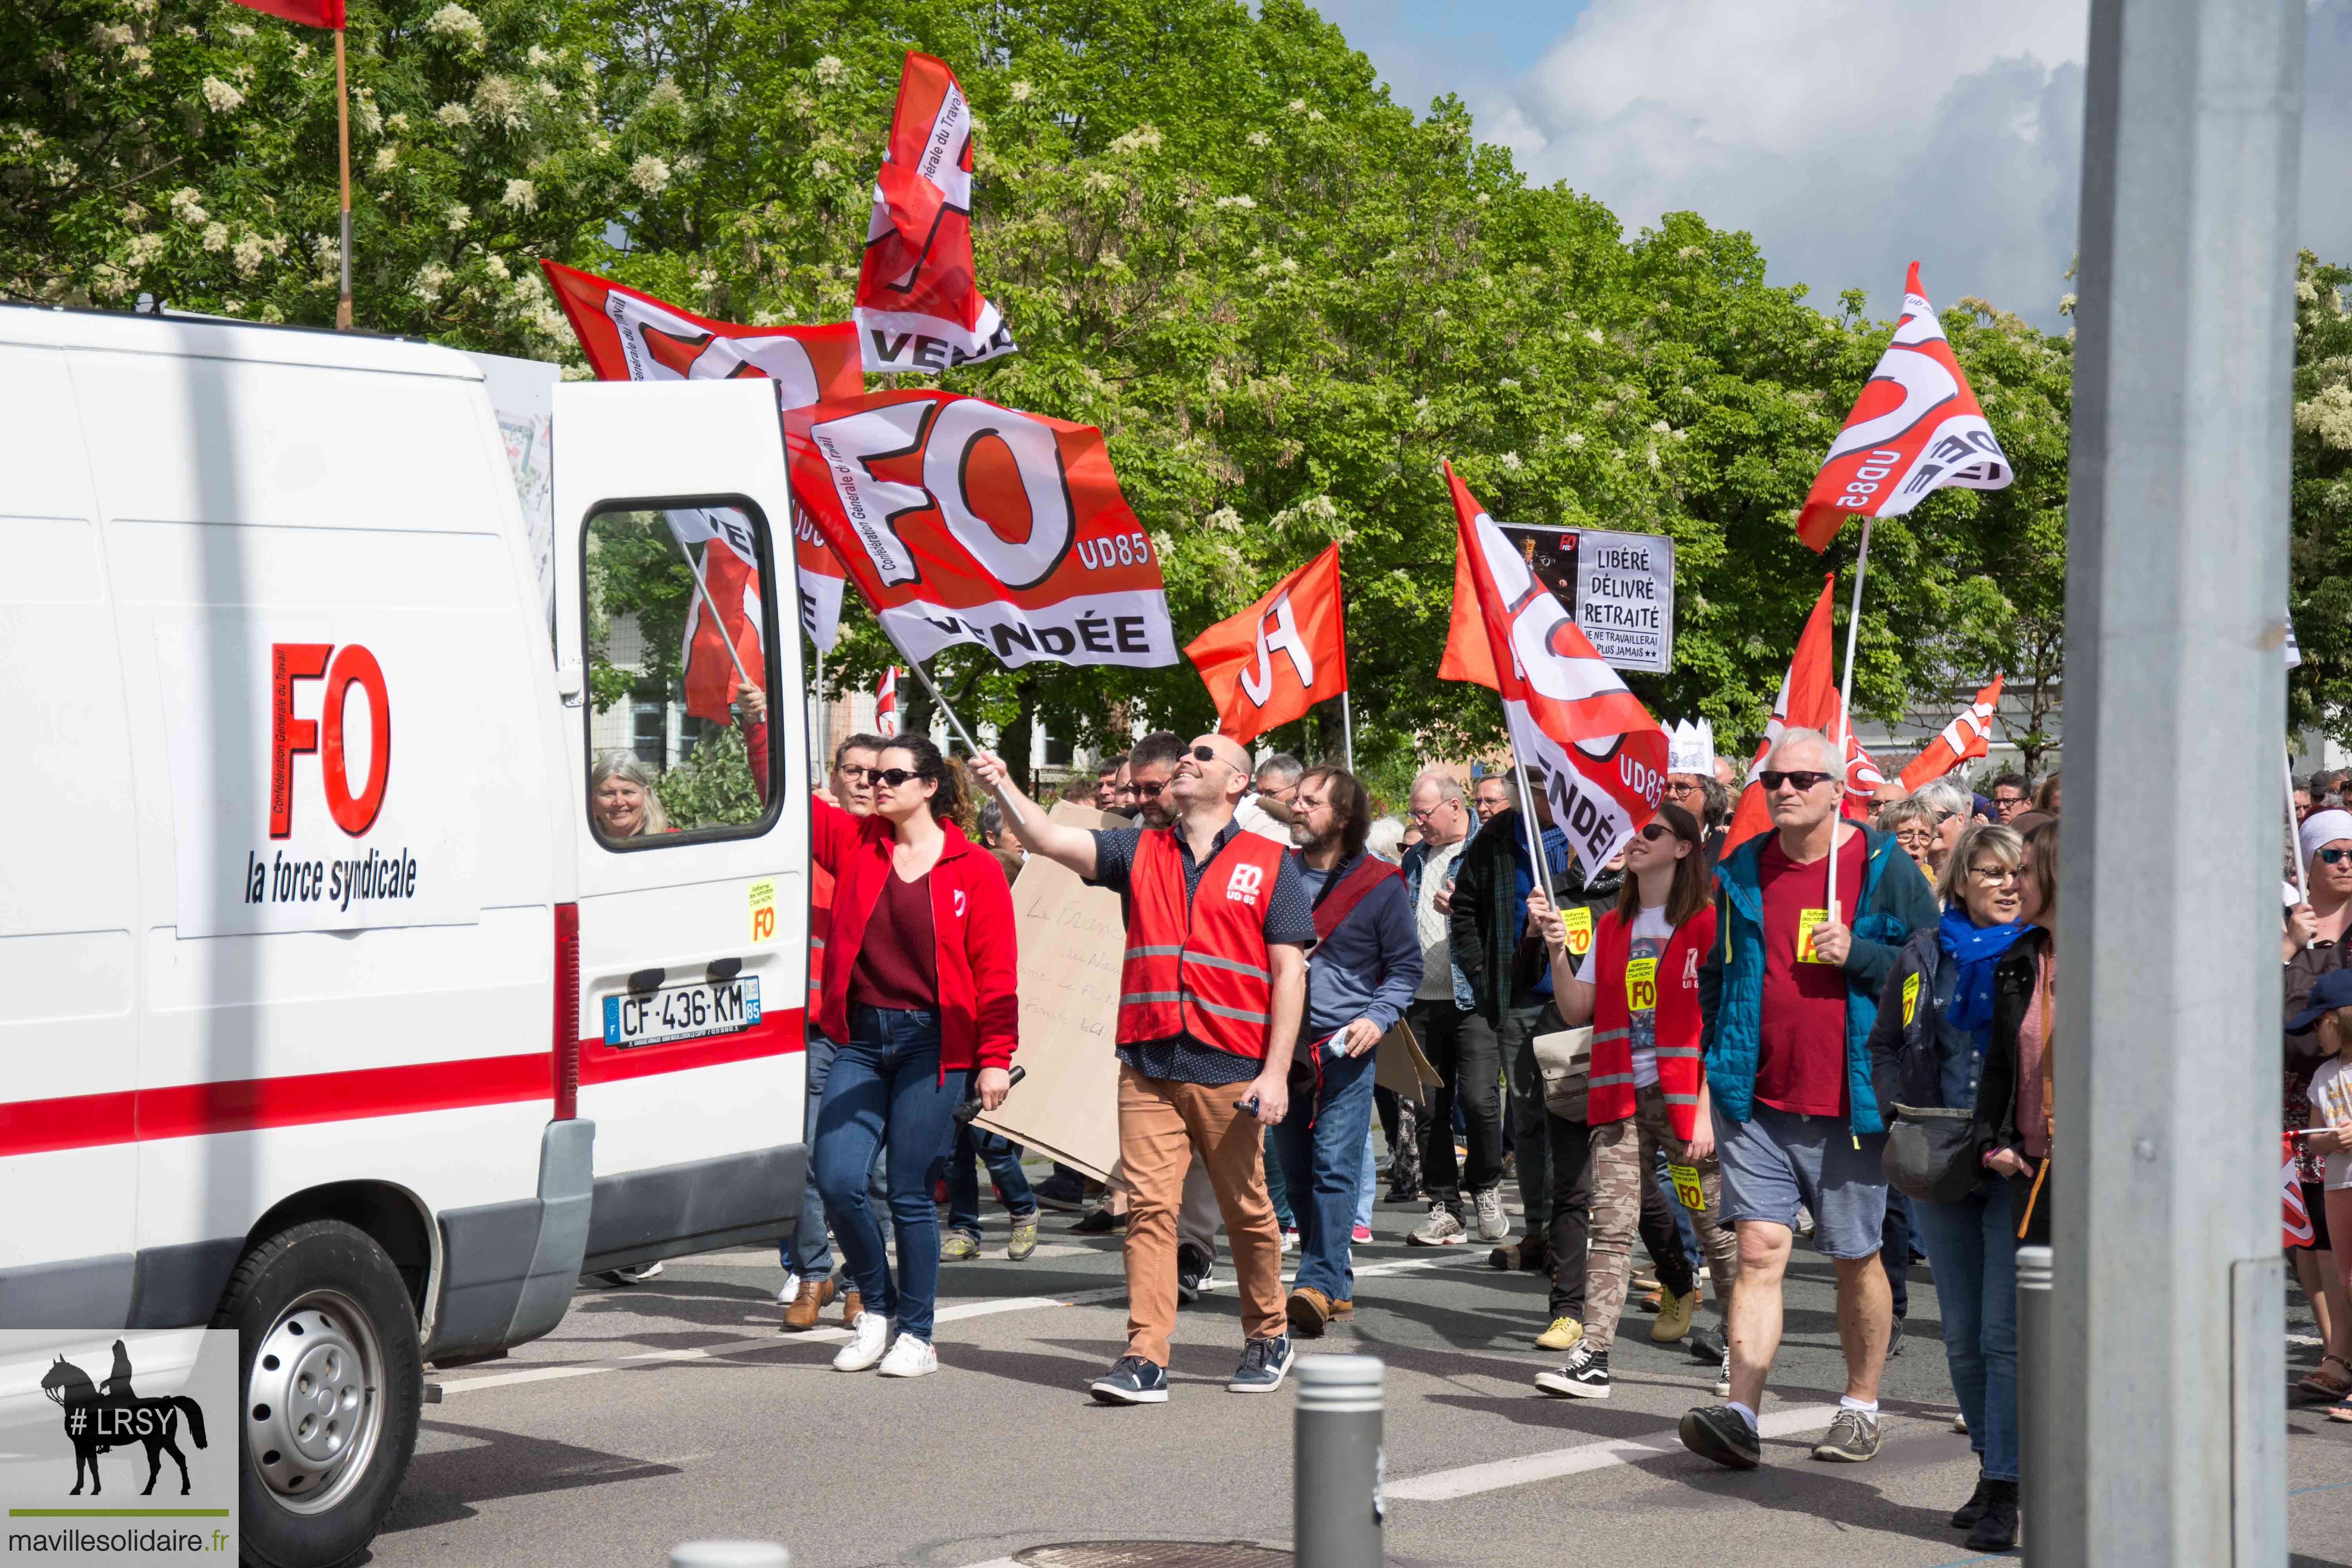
[1825,519,1872,927]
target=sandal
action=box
[2329,1402,2352,1424]
[2298,1354,2352,1400]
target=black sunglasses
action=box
[855,767,924,789]
[1759,769,1834,792]
[1134,780,1169,799]
[1188,744,1221,763]
[2322,848,2352,866]
[1637,822,1676,842]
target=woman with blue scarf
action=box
[1866,820,2045,1553]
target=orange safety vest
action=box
[1116,827,1285,1061]
[1586,903,1715,1140]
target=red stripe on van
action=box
[0,1007,804,1157]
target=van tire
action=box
[213,1220,424,1568]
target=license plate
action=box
[602,976,761,1048]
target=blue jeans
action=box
[1264,1124,1296,1231]
[1353,1124,1376,1232]
[940,1123,1037,1237]
[811,1006,969,1341]
[1909,1176,2020,1482]
[1273,1047,1378,1301]
[784,1032,841,1279]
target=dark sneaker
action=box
[1951,1473,1995,1530]
[1679,1404,1762,1470]
[1534,1345,1611,1399]
[1964,1479,2020,1551]
[1071,1205,1127,1234]
[1811,1407,1883,1463]
[1034,1171,1091,1212]
[1885,1316,1907,1358]
[1230,1334,1295,1393]
[1176,1241,1213,1305]
[1688,1323,1726,1364]
[1089,1355,1168,1405]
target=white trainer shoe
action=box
[832,1310,895,1372]
[775,1270,801,1306]
[1473,1186,1510,1243]
[875,1333,939,1378]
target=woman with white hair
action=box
[591,751,671,839]
[1909,779,1973,877]
[1365,815,1408,864]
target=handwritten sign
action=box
[969,802,1123,1179]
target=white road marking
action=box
[440,1254,1485,1396]
[1386,1404,1842,1501]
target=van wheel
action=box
[213,1220,423,1568]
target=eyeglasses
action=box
[1409,801,1456,822]
[1969,865,2021,886]
[855,767,922,789]
[1759,770,1833,793]
[1662,780,1701,797]
[1134,780,1169,799]
[2321,848,2352,866]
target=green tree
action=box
[2293,251,2352,741]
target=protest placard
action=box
[1495,523,1677,673]
[1375,1017,1443,1107]
[969,801,1122,1178]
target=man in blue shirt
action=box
[1275,767,1421,1335]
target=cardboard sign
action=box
[968,802,1122,1179]
[1375,1017,1445,1107]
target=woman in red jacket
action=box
[1527,802,1739,1400]
[810,734,1017,1380]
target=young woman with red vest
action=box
[1528,802,1739,1400]
[809,734,1016,1381]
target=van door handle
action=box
[555,660,585,708]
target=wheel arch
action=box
[240,1181,442,1345]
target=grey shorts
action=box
[1713,1102,1889,1259]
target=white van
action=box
[0,304,809,1567]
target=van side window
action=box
[583,500,784,847]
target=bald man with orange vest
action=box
[973,734,1313,1405]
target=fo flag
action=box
[784,389,1176,670]
[1899,674,2005,791]
[541,260,861,652]
[1186,544,1347,746]
[1795,263,2014,552]
[854,52,1014,374]
[679,537,764,724]
[876,667,901,736]
[1439,463,1669,871]
[1721,575,1885,854]
[229,0,344,25]
[2287,1134,2318,1247]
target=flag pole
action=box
[877,629,1027,828]
[807,642,826,789]
[1499,715,1563,943]
[685,544,755,692]
[334,25,353,330]
[2288,746,2311,909]
[1340,689,1355,774]
[1826,518,1872,926]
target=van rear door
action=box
[550,379,808,1272]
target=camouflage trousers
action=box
[1583,1081,1739,1353]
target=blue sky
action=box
[1319,0,2352,330]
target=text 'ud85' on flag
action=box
[1438,463,1670,871]
[783,389,1177,670]
[1185,544,1348,746]
[1794,262,2014,552]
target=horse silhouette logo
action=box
[37,1340,210,1496]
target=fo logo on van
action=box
[270,642,391,838]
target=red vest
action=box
[1116,828,1287,1061]
[1586,902,1715,1140]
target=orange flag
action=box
[1898,674,2005,791]
[1185,545,1348,745]
[1722,576,1885,855]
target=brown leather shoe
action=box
[780,1275,837,1332]
[840,1285,863,1325]
[1286,1286,1334,1338]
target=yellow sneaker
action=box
[1651,1283,1698,1343]
[1534,1316,1584,1352]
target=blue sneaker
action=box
[1089,1355,1168,1405]
[1229,1334,1295,1393]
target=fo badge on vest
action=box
[1226,863,1263,907]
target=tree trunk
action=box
[1002,672,1038,795]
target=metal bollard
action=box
[2016,1245,2052,1565]
[1296,1354,1383,1568]
[669,1543,790,1568]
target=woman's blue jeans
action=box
[1910,1175,2020,1482]
[811,1005,969,1341]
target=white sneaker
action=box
[1408,1206,1467,1246]
[832,1310,894,1372]
[776,1270,801,1306]
[1473,1187,1510,1243]
[875,1333,939,1378]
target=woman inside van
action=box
[591,752,670,839]
[1866,820,2042,1553]
[810,734,1018,1379]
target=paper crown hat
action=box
[1667,719,1715,776]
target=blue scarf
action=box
[1938,907,2027,1049]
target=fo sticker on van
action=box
[749,878,777,943]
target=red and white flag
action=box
[853,52,1014,374]
[2287,1132,2317,1248]
[1721,575,1885,855]
[784,388,1176,670]
[229,0,343,26]
[1185,544,1347,746]
[1438,463,1669,871]
[1898,674,2006,791]
[875,667,901,736]
[678,535,764,724]
[541,260,861,652]
[1795,262,2014,552]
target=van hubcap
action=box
[247,1291,383,1513]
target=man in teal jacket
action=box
[1679,728,1937,1474]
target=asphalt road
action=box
[370,1179,2352,1568]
